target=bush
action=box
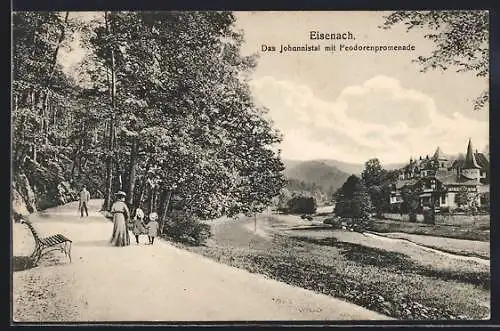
[423,208,435,224]
[439,206,450,214]
[323,216,342,228]
[388,204,403,214]
[301,214,313,221]
[287,196,317,214]
[162,211,212,246]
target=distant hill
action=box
[283,158,406,176]
[283,160,351,194]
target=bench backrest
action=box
[21,220,41,244]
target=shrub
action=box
[334,175,372,231]
[323,216,342,228]
[162,211,212,246]
[287,196,317,214]
[301,214,313,221]
[423,208,435,224]
[439,206,450,214]
[388,203,403,214]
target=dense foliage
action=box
[286,196,317,215]
[12,11,285,243]
[361,158,399,217]
[334,175,372,230]
[382,11,489,110]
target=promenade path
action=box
[12,199,389,322]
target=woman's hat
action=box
[149,212,158,221]
[115,191,127,197]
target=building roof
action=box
[435,171,478,186]
[464,138,481,169]
[432,146,447,160]
[475,152,490,170]
[435,168,451,178]
[395,178,419,189]
[452,152,489,171]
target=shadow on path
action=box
[12,256,36,272]
[73,240,111,248]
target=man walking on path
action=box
[79,185,91,217]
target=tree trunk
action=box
[138,179,146,208]
[160,190,172,234]
[30,90,37,162]
[31,19,38,57]
[127,139,139,206]
[43,90,49,145]
[42,12,69,146]
[150,185,157,214]
[14,94,18,116]
[53,101,57,127]
[48,12,70,81]
[104,11,117,211]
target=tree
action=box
[367,185,386,218]
[454,186,480,213]
[361,158,395,217]
[361,158,387,188]
[382,11,488,110]
[12,12,86,210]
[286,196,317,214]
[334,175,372,230]
[454,187,469,208]
[85,11,285,219]
[401,186,420,222]
[12,11,286,245]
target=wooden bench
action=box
[19,218,72,265]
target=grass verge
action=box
[171,228,490,320]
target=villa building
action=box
[389,139,489,211]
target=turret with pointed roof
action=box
[464,138,481,169]
[433,146,447,160]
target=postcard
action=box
[11,10,490,323]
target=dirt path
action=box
[257,213,489,264]
[12,200,389,322]
[244,213,489,278]
[363,232,489,265]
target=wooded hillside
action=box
[12,11,285,222]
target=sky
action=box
[233,11,489,164]
[58,11,489,165]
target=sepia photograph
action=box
[11,10,490,322]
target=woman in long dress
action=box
[110,191,131,247]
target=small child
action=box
[146,212,159,245]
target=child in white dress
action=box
[146,212,159,245]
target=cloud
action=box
[251,75,488,164]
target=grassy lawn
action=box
[370,218,490,242]
[172,217,490,320]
